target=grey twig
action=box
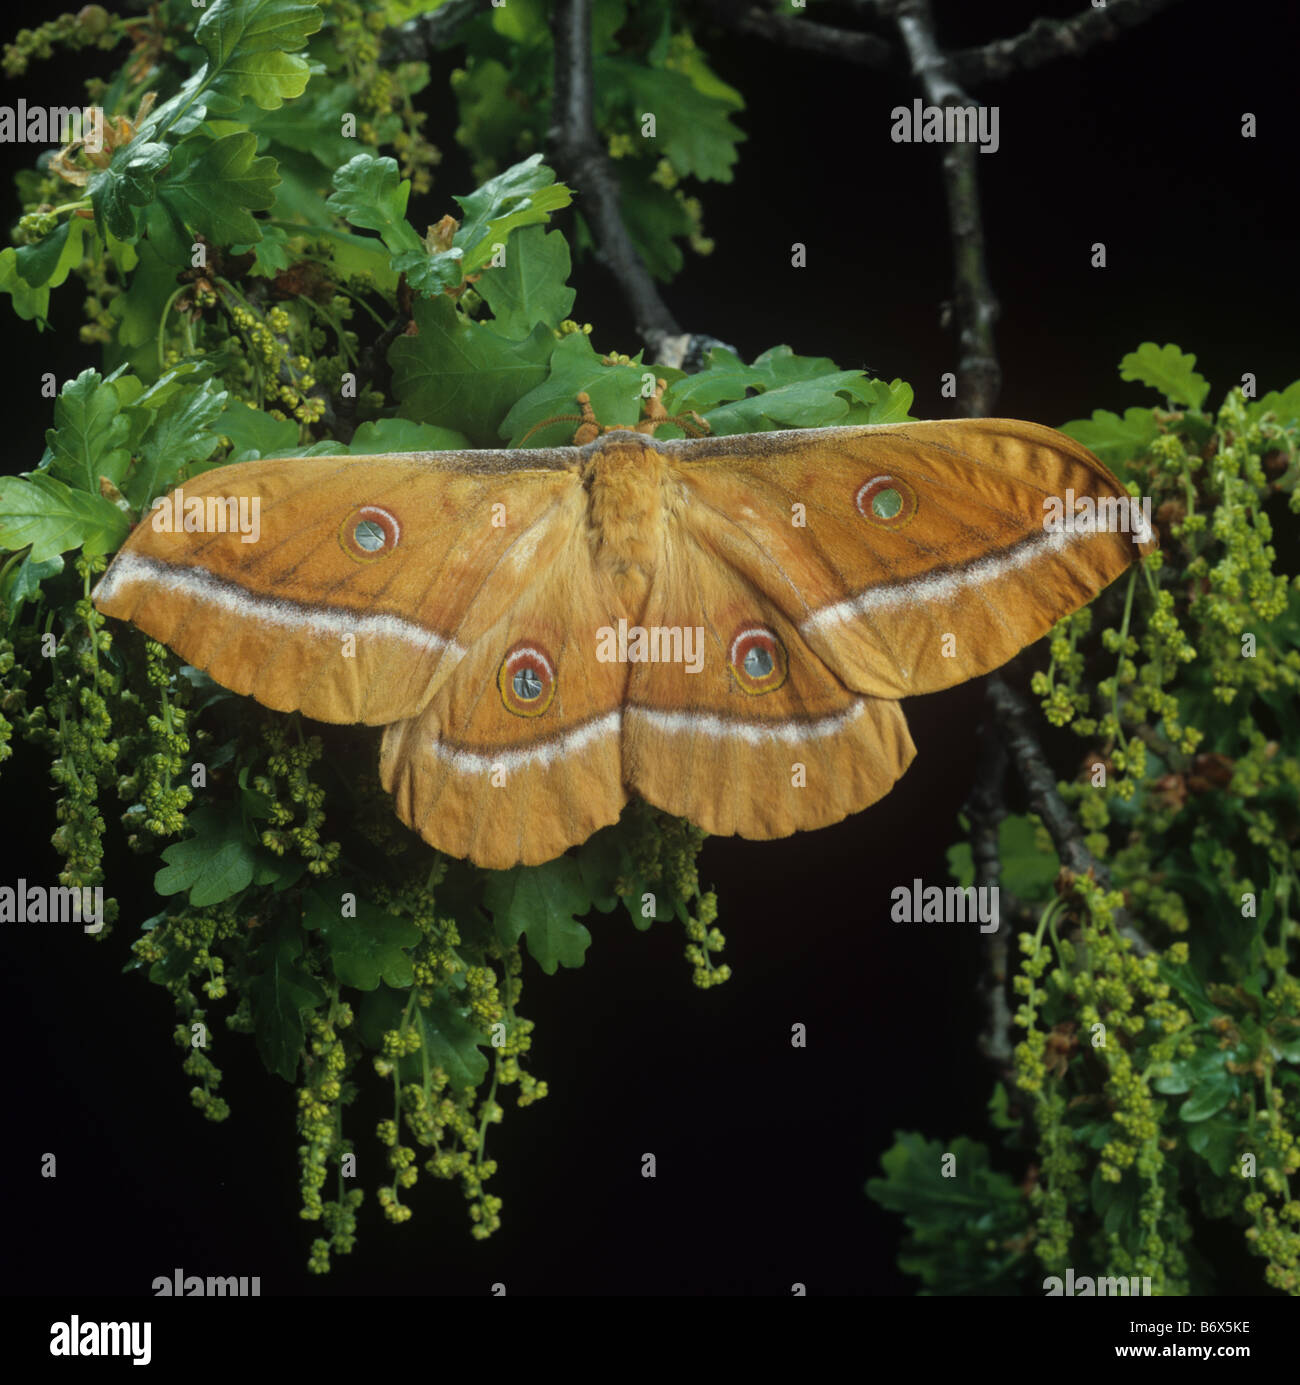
[704,1,896,68]
[885,0,1000,417]
[967,732,1017,1079]
[548,0,719,367]
[947,0,1184,86]
[986,676,1153,957]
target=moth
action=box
[92,389,1154,869]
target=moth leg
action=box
[633,378,671,434]
[571,392,603,445]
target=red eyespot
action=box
[855,475,917,527]
[340,505,401,561]
[729,626,787,695]
[498,642,556,717]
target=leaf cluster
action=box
[873,346,1300,1296]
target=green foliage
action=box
[946,813,1061,904]
[865,1132,1030,1294]
[10,1,1292,1297]
[0,0,846,1269]
[872,348,1300,1296]
[447,0,741,276]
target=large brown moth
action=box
[92,387,1154,869]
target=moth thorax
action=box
[584,441,669,592]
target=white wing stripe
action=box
[94,553,461,657]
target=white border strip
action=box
[94,552,460,657]
[431,699,869,776]
[432,710,622,774]
[627,699,865,746]
[802,527,1075,634]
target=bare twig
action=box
[699,2,1179,406]
[967,732,1017,1079]
[885,0,1000,417]
[704,0,896,69]
[705,0,1181,86]
[947,0,1184,87]
[547,0,733,368]
[986,676,1154,957]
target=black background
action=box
[1,0,1296,1311]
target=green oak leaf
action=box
[389,293,554,445]
[43,369,132,492]
[483,857,593,974]
[0,246,49,321]
[302,886,421,990]
[13,217,88,289]
[572,819,676,930]
[693,375,863,433]
[326,153,424,253]
[267,150,336,226]
[413,997,490,1090]
[501,331,644,446]
[109,235,184,349]
[121,360,221,434]
[840,377,916,425]
[600,171,692,282]
[865,1131,1029,1294]
[475,224,577,340]
[128,378,230,506]
[575,829,624,915]
[230,81,375,171]
[1247,379,1300,427]
[13,222,72,286]
[196,0,322,111]
[216,397,300,458]
[88,139,171,242]
[345,418,470,453]
[158,132,278,245]
[0,474,129,561]
[0,553,63,619]
[595,58,744,183]
[450,59,532,172]
[246,917,327,1081]
[947,814,1059,902]
[323,228,399,293]
[1060,407,1159,467]
[1178,1066,1238,1123]
[391,245,470,297]
[327,155,460,294]
[1185,1116,1239,1176]
[452,153,572,274]
[997,815,1060,902]
[669,346,859,410]
[233,221,294,277]
[154,806,261,906]
[1119,342,1210,410]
